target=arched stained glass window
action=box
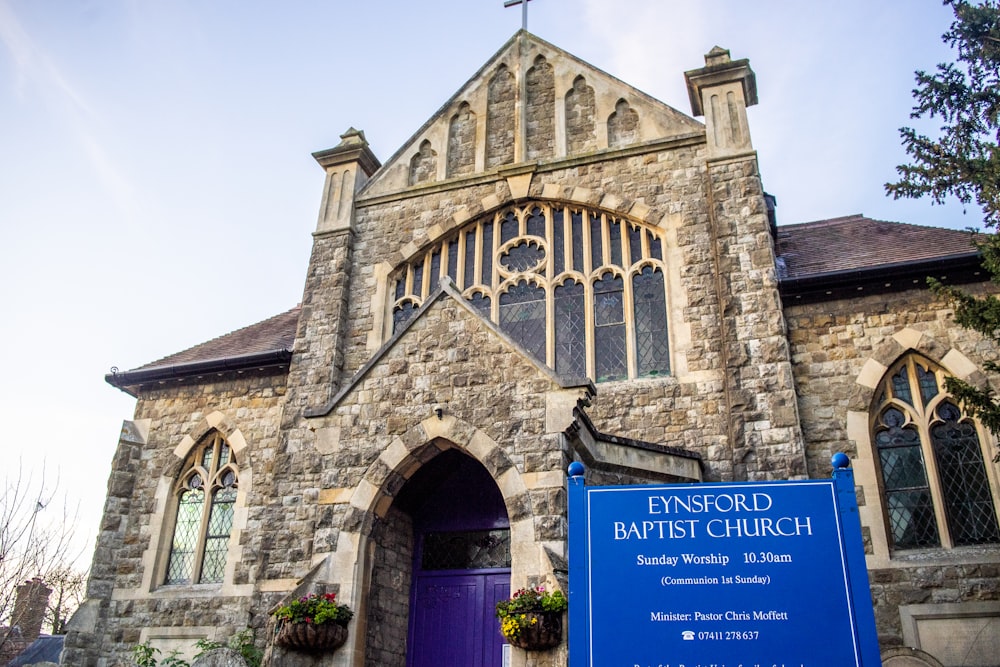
[872,355,1000,550]
[166,432,240,585]
[593,273,626,382]
[393,300,419,333]
[554,281,586,378]
[389,202,670,382]
[633,266,670,377]
[499,280,546,363]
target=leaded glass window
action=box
[389,202,670,381]
[421,529,511,570]
[165,432,240,585]
[594,273,626,382]
[872,355,1000,550]
[499,280,546,362]
[393,300,418,332]
[554,281,586,378]
[633,266,670,377]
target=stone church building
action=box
[63,32,1000,667]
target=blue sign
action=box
[568,467,881,666]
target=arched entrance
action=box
[396,449,511,667]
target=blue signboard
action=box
[568,465,881,666]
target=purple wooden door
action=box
[402,452,511,667]
[408,572,509,667]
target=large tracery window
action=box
[165,431,239,585]
[872,355,1000,550]
[390,202,670,381]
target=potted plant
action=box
[495,586,567,650]
[272,592,354,652]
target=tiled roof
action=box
[110,216,981,384]
[132,306,300,372]
[776,214,977,280]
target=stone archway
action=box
[366,448,512,667]
[323,415,553,667]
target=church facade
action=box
[63,33,1000,667]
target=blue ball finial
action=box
[568,461,585,477]
[831,452,850,470]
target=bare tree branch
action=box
[0,462,87,654]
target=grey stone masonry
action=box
[447,103,477,178]
[70,34,1000,667]
[565,76,597,154]
[486,65,516,168]
[525,55,555,160]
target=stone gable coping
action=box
[356,30,704,201]
[303,276,595,418]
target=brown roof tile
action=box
[776,214,977,280]
[133,306,300,372]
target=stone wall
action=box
[705,157,804,480]
[335,138,802,483]
[62,371,288,666]
[408,141,437,186]
[364,508,413,667]
[486,66,516,168]
[526,56,555,161]
[565,76,597,154]
[447,103,477,178]
[786,285,999,479]
[282,292,580,667]
[786,284,1000,649]
[607,100,639,148]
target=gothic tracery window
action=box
[872,355,1000,550]
[389,202,671,381]
[165,432,239,585]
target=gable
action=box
[306,279,591,420]
[361,31,704,198]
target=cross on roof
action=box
[504,0,533,31]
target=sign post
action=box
[568,458,881,666]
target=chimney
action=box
[11,577,52,643]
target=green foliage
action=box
[131,643,188,667]
[194,629,263,667]
[273,592,354,626]
[886,0,1000,227]
[132,629,262,667]
[495,586,568,618]
[132,642,161,667]
[159,654,190,667]
[495,586,567,642]
[889,1,1000,452]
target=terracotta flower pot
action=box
[274,621,348,652]
[508,611,562,650]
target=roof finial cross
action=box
[504,0,533,31]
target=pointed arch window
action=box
[872,355,1000,550]
[633,266,670,377]
[554,280,586,377]
[389,202,670,381]
[498,279,546,362]
[593,272,626,382]
[165,432,240,585]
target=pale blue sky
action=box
[0,0,973,563]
